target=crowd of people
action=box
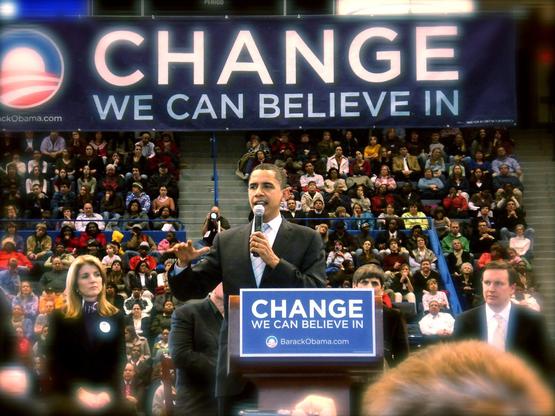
[0,126,547,415]
[237,127,538,316]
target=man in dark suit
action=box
[170,283,224,415]
[168,163,326,415]
[453,261,552,378]
[352,264,409,367]
[280,198,305,226]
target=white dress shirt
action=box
[485,302,511,350]
[418,312,455,335]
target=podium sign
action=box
[240,288,375,358]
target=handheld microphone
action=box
[252,204,265,257]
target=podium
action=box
[228,289,383,414]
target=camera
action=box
[210,212,218,220]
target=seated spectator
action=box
[99,163,125,195]
[39,256,67,294]
[373,165,396,191]
[412,259,442,301]
[446,239,473,275]
[323,168,347,194]
[40,131,65,162]
[75,202,105,232]
[305,199,330,226]
[491,146,522,177]
[424,148,446,178]
[376,203,400,230]
[492,164,524,192]
[371,184,396,215]
[497,200,534,242]
[122,200,150,231]
[468,167,492,195]
[105,282,125,309]
[150,300,174,340]
[326,240,353,274]
[418,300,455,337]
[349,203,374,231]
[509,224,532,259]
[46,241,76,271]
[51,180,77,218]
[388,263,415,304]
[127,344,153,411]
[27,149,48,175]
[467,150,492,176]
[355,240,381,267]
[453,262,480,311]
[77,164,98,197]
[0,222,25,253]
[0,257,22,299]
[54,224,80,254]
[315,223,330,248]
[124,167,148,193]
[470,220,497,257]
[107,259,127,295]
[326,146,349,178]
[77,221,107,253]
[151,185,176,217]
[392,145,421,182]
[151,206,181,231]
[77,144,104,178]
[89,131,109,162]
[25,223,52,266]
[34,299,54,338]
[422,279,450,312]
[126,182,151,214]
[409,235,437,272]
[102,242,122,269]
[381,239,408,278]
[375,218,406,250]
[442,187,469,218]
[350,185,372,213]
[299,161,325,192]
[153,281,183,314]
[300,181,324,212]
[11,303,34,340]
[124,224,159,260]
[477,242,507,269]
[125,303,151,340]
[54,149,76,181]
[125,325,151,361]
[124,287,154,316]
[125,142,149,177]
[363,134,381,162]
[127,260,158,294]
[327,221,355,252]
[395,183,421,214]
[100,188,126,230]
[122,363,143,412]
[12,280,39,321]
[151,327,171,365]
[25,165,48,195]
[24,183,50,219]
[401,203,429,231]
[350,150,371,176]
[511,283,541,312]
[147,163,178,201]
[281,198,305,226]
[372,146,393,173]
[418,168,445,199]
[440,221,469,253]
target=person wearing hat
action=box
[125,182,151,215]
[123,226,160,271]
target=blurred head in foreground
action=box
[363,340,553,416]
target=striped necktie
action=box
[252,223,270,287]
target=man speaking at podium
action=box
[168,163,326,415]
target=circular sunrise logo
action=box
[0,28,64,109]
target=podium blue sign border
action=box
[239,288,376,358]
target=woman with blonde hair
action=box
[46,255,130,415]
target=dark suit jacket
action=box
[169,220,326,398]
[453,304,552,377]
[170,297,222,416]
[383,307,409,367]
[46,310,126,397]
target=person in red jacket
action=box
[0,240,33,270]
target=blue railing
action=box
[210,132,219,207]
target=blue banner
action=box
[0,16,516,131]
[240,288,376,357]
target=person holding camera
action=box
[199,206,230,248]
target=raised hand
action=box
[169,240,210,267]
